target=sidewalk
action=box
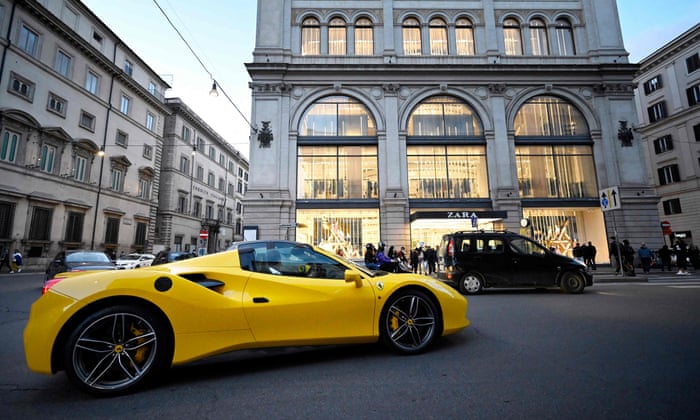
[591,264,695,283]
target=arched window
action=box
[529,18,549,56]
[407,96,487,199]
[514,96,596,200]
[429,18,448,55]
[301,17,320,56]
[407,96,482,136]
[514,96,588,136]
[354,17,373,56]
[554,18,575,56]
[402,17,422,56]
[299,96,376,136]
[503,18,522,56]
[455,17,475,56]
[328,17,346,55]
[297,96,378,200]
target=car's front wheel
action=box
[560,272,586,294]
[380,289,440,354]
[63,304,171,396]
[459,272,484,294]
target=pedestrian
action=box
[375,243,397,272]
[689,244,700,269]
[364,244,379,270]
[425,245,437,275]
[637,242,653,274]
[609,236,622,275]
[573,242,583,262]
[410,243,424,274]
[621,240,636,276]
[583,241,597,270]
[0,247,12,273]
[658,245,672,271]
[673,238,690,275]
[11,249,23,273]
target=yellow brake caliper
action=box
[390,310,400,331]
[130,324,149,363]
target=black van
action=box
[438,231,593,294]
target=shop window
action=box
[516,145,597,198]
[0,201,16,238]
[297,146,378,200]
[407,145,488,199]
[296,209,380,258]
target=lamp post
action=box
[90,147,106,250]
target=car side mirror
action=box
[344,270,362,287]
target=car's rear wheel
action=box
[459,272,484,294]
[560,272,585,294]
[63,304,171,396]
[380,290,440,354]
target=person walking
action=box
[621,240,636,276]
[673,238,690,275]
[658,244,672,271]
[609,236,622,275]
[11,249,23,273]
[637,242,653,274]
[583,241,597,271]
[573,242,583,262]
[0,247,12,273]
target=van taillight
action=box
[447,238,454,257]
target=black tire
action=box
[380,289,440,354]
[458,272,484,295]
[63,304,171,396]
[560,272,585,294]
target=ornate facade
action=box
[243,0,662,260]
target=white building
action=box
[634,24,700,248]
[243,0,661,260]
[158,98,248,254]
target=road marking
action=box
[668,285,700,289]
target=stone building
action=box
[0,0,247,270]
[634,23,700,248]
[243,0,661,260]
[158,98,248,255]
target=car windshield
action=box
[66,252,111,263]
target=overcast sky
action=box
[82,0,700,159]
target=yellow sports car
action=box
[24,240,469,396]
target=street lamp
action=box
[90,147,106,250]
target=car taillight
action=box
[42,278,64,295]
[447,238,454,257]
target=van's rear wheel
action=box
[459,272,483,294]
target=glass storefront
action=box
[296,208,379,258]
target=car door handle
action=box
[253,297,269,303]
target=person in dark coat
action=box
[622,240,635,276]
[609,236,622,275]
[658,245,672,271]
[674,239,689,275]
[583,241,597,270]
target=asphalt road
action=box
[1,272,699,419]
